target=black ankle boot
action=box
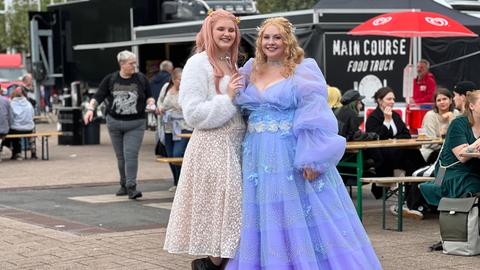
[116,185,127,196]
[127,185,142,200]
[191,257,221,270]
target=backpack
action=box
[437,194,480,256]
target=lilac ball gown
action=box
[226,59,383,270]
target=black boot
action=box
[191,257,221,270]
[127,185,142,200]
[116,185,127,196]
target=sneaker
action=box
[12,154,23,161]
[429,241,443,252]
[403,208,424,220]
[168,186,177,192]
[389,205,408,216]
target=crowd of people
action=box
[74,8,480,270]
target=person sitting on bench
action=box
[8,88,35,160]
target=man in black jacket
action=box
[149,60,173,102]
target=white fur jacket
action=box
[179,51,238,129]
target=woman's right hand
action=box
[84,110,93,125]
[227,73,244,100]
[441,111,454,122]
[155,107,165,115]
[383,106,393,121]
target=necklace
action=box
[266,59,283,66]
[219,55,232,66]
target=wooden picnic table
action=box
[339,138,443,220]
[361,176,434,231]
[5,131,63,160]
[177,133,192,139]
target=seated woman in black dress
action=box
[366,87,426,218]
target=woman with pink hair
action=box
[163,10,245,270]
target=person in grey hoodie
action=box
[0,96,12,161]
[9,88,35,160]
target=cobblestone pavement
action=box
[0,121,478,269]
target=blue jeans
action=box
[106,115,145,188]
[164,130,190,186]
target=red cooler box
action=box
[406,103,433,134]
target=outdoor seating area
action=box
[361,176,435,231]
[5,131,63,160]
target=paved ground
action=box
[0,119,478,269]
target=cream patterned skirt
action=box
[163,117,245,258]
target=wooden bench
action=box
[156,157,183,166]
[5,131,63,160]
[361,176,434,232]
[33,115,50,123]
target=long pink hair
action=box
[195,10,241,94]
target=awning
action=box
[73,9,316,51]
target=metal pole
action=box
[30,18,41,114]
[130,8,139,71]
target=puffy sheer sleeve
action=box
[239,58,254,85]
[179,53,237,129]
[292,58,346,173]
[235,58,256,110]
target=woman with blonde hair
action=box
[420,90,480,206]
[163,10,245,270]
[327,85,342,110]
[226,17,382,269]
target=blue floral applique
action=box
[311,180,326,192]
[247,173,259,186]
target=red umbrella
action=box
[348,11,477,38]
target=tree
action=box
[0,0,67,53]
[256,0,317,13]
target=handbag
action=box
[155,140,168,157]
[412,141,460,185]
[438,193,480,256]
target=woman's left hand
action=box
[303,167,319,181]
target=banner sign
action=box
[323,33,410,103]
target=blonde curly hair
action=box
[252,17,304,81]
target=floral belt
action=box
[247,120,292,133]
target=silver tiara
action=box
[256,23,296,34]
